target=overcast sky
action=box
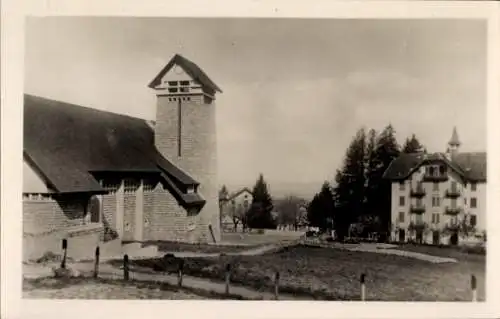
[25,17,486,198]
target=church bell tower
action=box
[148,54,222,243]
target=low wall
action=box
[23,224,104,262]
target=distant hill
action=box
[222,181,325,201]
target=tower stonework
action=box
[149,54,222,243]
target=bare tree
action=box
[276,195,307,231]
[229,199,250,232]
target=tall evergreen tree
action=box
[307,181,335,230]
[246,174,275,229]
[333,128,367,239]
[367,124,401,233]
[402,134,426,153]
[364,129,379,217]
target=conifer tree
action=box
[307,181,335,230]
[246,174,275,229]
[402,134,426,153]
[333,128,367,239]
[367,124,401,233]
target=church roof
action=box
[148,54,222,93]
[382,151,486,182]
[24,94,204,207]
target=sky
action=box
[24,17,486,199]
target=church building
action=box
[23,54,222,260]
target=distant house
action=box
[23,54,223,260]
[219,187,253,232]
[383,127,486,246]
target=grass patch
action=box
[119,244,485,301]
[23,276,248,300]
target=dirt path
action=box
[23,261,310,300]
[304,241,458,264]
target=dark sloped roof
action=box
[148,54,222,93]
[24,94,201,203]
[383,151,486,182]
[221,187,253,202]
[453,152,486,181]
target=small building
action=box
[383,127,486,246]
[219,187,253,232]
[23,54,223,260]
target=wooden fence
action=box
[59,239,480,301]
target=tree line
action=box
[219,126,426,235]
[307,125,425,241]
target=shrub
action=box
[36,251,61,264]
[103,227,119,242]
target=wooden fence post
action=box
[360,273,366,301]
[61,239,68,269]
[178,258,184,287]
[123,254,129,281]
[225,263,231,295]
[471,274,477,302]
[274,271,280,300]
[93,246,100,278]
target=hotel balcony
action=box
[445,188,461,198]
[410,204,426,214]
[422,174,448,182]
[410,186,426,197]
[444,206,462,215]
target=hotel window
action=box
[431,213,440,224]
[432,196,440,207]
[399,196,405,206]
[471,183,477,191]
[433,182,439,191]
[398,212,405,223]
[399,181,405,191]
[470,197,477,208]
[427,166,435,176]
[439,166,446,175]
[470,214,477,226]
